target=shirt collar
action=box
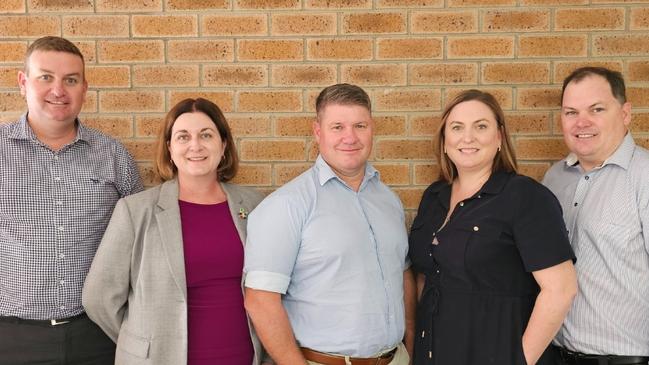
[9,113,89,145]
[315,154,379,189]
[564,132,635,171]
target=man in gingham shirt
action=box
[0,36,143,364]
[544,67,649,364]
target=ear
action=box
[17,71,27,97]
[622,101,632,128]
[312,120,321,144]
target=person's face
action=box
[444,100,502,176]
[168,112,225,181]
[313,103,373,182]
[561,75,631,171]
[18,50,87,127]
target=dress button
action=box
[477,195,481,199]
[459,202,464,207]
[585,176,589,180]
[473,226,479,231]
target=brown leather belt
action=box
[300,347,396,365]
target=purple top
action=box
[179,200,253,365]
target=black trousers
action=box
[0,314,115,365]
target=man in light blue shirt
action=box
[244,83,415,365]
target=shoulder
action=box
[222,183,265,206]
[630,144,649,171]
[121,183,164,207]
[507,173,557,199]
[79,124,130,153]
[249,168,316,218]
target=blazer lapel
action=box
[155,179,187,300]
[222,182,247,244]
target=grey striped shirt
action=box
[543,133,649,356]
[0,114,143,320]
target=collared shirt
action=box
[244,155,409,358]
[0,114,143,320]
[543,133,649,356]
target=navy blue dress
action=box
[409,171,574,365]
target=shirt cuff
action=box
[244,270,291,294]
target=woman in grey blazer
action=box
[83,98,267,365]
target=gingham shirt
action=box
[543,133,649,356]
[0,114,143,320]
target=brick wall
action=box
[1,0,648,220]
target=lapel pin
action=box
[238,207,248,219]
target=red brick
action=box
[411,10,477,33]
[274,163,311,185]
[82,115,133,138]
[628,87,649,107]
[86,66,130,88]
[449,0,514,5]
[631,8,649,30]
[0,42,27,63]
[555,8,624,31]
[133,65,199,87]
[341,64,407,86]
[166,0,228,10]
[594,35,649,56]
[232,164,272,186]
[448,36,514,58]
[239,139,306,161]
[123,139,156,161]
[168,40,233,62]
[376,139,434,160]
[629,112,649,133]
[275,115,313,137]
[342,12,406,34]
[629,61,649,82]
[238,91,303,112]
[482,10,549,32]
[271,13,336,35]
[506,112,551,134]
[378,0,442,6]
[518,163,550,181]
[374,115,407,136]
[519,35,587,57]
[374,89,441,111]
[0,66,20,88]
[100,91,164,113]
[137,162,160,187]
[238,40,303,61]
[0,92,25,112]
[132,15,197,37]
[98,40,164,63]
[272,65,336,87]
[307,39,373,60]
[446,87,512,109]
[0,0,24,12]
[414,163,439,185]
[235,0,300,8]
[0,16,59,37]
[411,114,441,136]
[63,16,129,37]
[482,62,550,84]
[374,163,410,185]
[96,0,162,12]
[135,114,164,137]
[305,0,371,8]
[393,187,425,209]
[410,63,477,85]
[201,14,267,36]
[204,65,268,87]
[30,0,93,11]
[168,91,233,112]
[377,37,443,60]
[517,87,562,110]
[515,138,568,160]
[81,91,98,113]
[226,115,271,137]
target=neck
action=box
[28,117,78,151]
[177,175,226,204]
[454,167,492,197]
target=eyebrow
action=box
[562,102,604,110]
[172,127,216,134]
[449,118,490,124]
[35,68,82,78]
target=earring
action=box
[444,147,447,154]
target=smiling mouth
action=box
[46,100,68,105]
[458,148,479,153]
[187,157,207,161]
[575,134,597,139]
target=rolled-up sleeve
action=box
[244,191,306,294]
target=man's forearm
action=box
[244,288,307,365]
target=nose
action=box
[575,112,591,128]
[188,135,204,150]
[51,80,66,97]
[461,127,475,142]
[341,126,359,144]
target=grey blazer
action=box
[83,179,265,365]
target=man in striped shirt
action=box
[544,67,649,364]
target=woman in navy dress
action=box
[409,90,577,365]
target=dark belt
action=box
[301,347,396,365]
[555,345,649,365]
[0,312,87,327]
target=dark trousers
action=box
[0,314,115,365]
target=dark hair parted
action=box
[25,36,85,76]
[315,83,371,120]
[562,66,627,105]
[435,89,518,183]
[155,98,238,182]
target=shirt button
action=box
[473,226,479,231]
[59,280,64,285]
[574,202,578,207]
[459,202,464,207]
[54,177,61,181]
[477,195,481,199]
[436,269,440,273]
[584,176,589,180]
[60,306,65,310]
[53,155,59,161]
[57,226,64,231]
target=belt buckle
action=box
[50,319,70,326]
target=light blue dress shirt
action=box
[244,155,409,357]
